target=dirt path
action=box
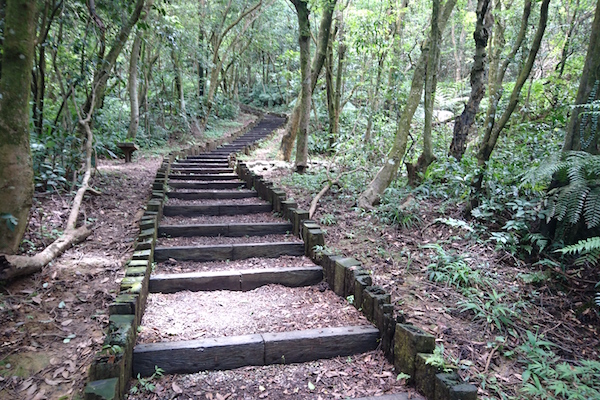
[0,156,161,399]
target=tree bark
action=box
[562,0,600,153]
[127,32,143,140]
[358,0,457,208]
[407,0,442,185]
[448,0,492,160]
[279,0,337,162]
[476,0,550,164]
[469,0,550,209]
[83,0,145,116]
[0,0,37,254]
[291,0,311,173]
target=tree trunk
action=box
[470,0,550,207]
[83,0,145,116]
[476,0,549,164]
[448,0,492,160]
[292,0,311,173]
[127,31,143,140]
[171,48,191,132]
[0,0,37,254]
[562,0,600,153]
[279,0,337,161]
[407,0,442,185]
[358,0,457,208]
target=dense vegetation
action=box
[0,0,599,398]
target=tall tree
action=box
[289,0,312,172]
[448,0,492,160]
[358,0,457,208]
[279,0,337,163]
[0,0,37,254]
[406,0,442,185]
[562,0,600,153]
[471,0,550,206]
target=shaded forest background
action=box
[0,0,600,398]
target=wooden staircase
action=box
[130,115,416,399]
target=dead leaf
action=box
[172,382,183,394]
[32,389,46,400]
[18,378,33,392]
[61,319,73,327]
[44,378,63,386]
[32,295,42,305]
[26,383,38,397]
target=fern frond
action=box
[584,188,600,229]
[554,182,589,224]
[521,153,563,186]
[556,237,600,255]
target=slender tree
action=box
[448,0,492,160]
[470,0,551,206]
[358,0,457,208]
[562,0,600,153]
[279,0,338,162]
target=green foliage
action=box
[129,366,164,394]
[0,213,18,232]
[457,289,524,332]
[519,331,600,399]
[425,344,456,373]
[422,244,482,289]
[374,188,422,229]
[523,151,600,234]
[319,213,337,226]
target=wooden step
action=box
[159,222,292,237]
[154,242,305,262]
[170,168,233,174]
[163,203,271,217]
[169,181,245,190]
[186,155,229,160]
[168,173,239,181]
[149,266,323,293]
[175,162,230,167]
[166,190,257,200]
[133,325,379,377]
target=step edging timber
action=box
[84,114,279,399]
[233,160,479,400]
[132,325,379,377]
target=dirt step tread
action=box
[133,325,379,377]
[159,222,293,237]
[149,265,323,293]
[155,242,305,262]
[163,203,271,217]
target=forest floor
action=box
[240,127,600,399]
[1,113,598,400]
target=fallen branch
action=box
[0,86,98,281]
[309,166,367,219]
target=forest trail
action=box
[126,114,421,399]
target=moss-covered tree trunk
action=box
[127,32,142,140]
[291,0,311,173]
[279,0,337,162]
[358,0,457,208]
[562,0,600,153]
[0,0,37,254]
[406,0,442,185]
[448,0,492,160]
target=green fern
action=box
[523,151,600,230]
[556,236,600,266]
